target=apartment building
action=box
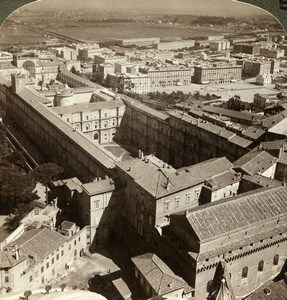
[139,66,194,88]
[193,65,242,84]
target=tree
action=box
[60,283,67,292]
[31,163,63,204]
[45,285,52,294]
[24,290,32,300]
[6,202,34,231]
[72,285,77,290]
[0,167,38,212]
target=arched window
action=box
[273,254,279,265]
[242,266,248,278]
[258,260,264,272]
[94,133,99,140]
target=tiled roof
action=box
[0,250,25,268]
[260,139,287,151]
[241,126,265,141]
[82,178,115,196]
[261,111,287,129]
[121,94,169,121]
[268,116,287,136]
[234,150,277,175]
[6,228,66,264]
[17,87,117,169]
[117,156,233,198]
[52,100,124,115]
[131,253,188,296]
[59,70,102,88]
[228,135,253,148]
[242,174,282,188]
[202,106,263,122]
[60,221,75,230]
[204,170,241,191]
[246,277,287,300]
[186,186,287,241]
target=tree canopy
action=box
[31,163,63,186]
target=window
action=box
[74,240,76,246]
[61,250,64,256]
[164,200,169,212]
[5,276,9,283]
[186,193,191,203]
[273,254,279,265]
[85,124,90,131]
[29,275,33,282]
[52,258,54,264]
[175,196,180,208]
[94,200,100,209]
[258,260,264,272]
[46,262,49,269]
[195,189,200,200]
[56,254,59,260]
[41,266,44,273]
[78,236,81,242]
[242,266,248,278]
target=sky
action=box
[22,0,269,17]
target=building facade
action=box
[193,65,242,84]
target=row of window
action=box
[242,255,280,278]
[163,191,200,212]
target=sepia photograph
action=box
[0,0,286,299]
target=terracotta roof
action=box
[0,250,25,268]
[60,221,75,230]
[202,106,263,122]
[132,253,189,296]
[262,111,287,129]
[260,139,287,151]
[234,150,277,175]
[241,126,265,141]
[242,174,282,189]
[246,276,287,300]
[6,228,66,265]
[59,70,102,88]
[186,186,287,241]
[117,156,233,199]
[121,94,169,121]
[82,178,115,196]
[205,170,241,191]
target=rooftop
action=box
[6,228,66,265]
[204,170,241,191]
[117,156,233,199]
[53,100,124,115]
[234,150,277,175]
[131,253,190,296]
[16,87,117,169]
[202,106,263,123]
[82,178,115,196]
[185,186,287,241]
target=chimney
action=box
[166,177,171,190]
